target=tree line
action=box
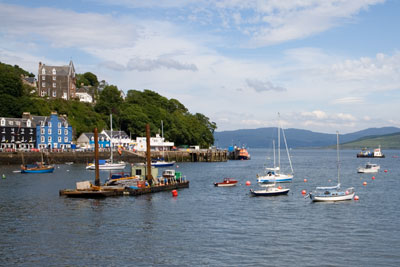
[0,61,216,147]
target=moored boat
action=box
[357,162,380,173]
[250,183,290,196]
[238,148,250,160]
[214,178,238,187]
[357,146,385,158]
[308,132,355,202]
[21,163,54,173]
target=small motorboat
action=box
[214,178,238,187]
[250,183,290,196]
[357,162,380,173]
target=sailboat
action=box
[151,120,175,167]
[308,132,355,202]
[86,114,126,170]
[21,151,54,173]
[257,113,294,183]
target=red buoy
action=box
[245,181,251,186]
[304,179,308,182]
[363,181,367,186]
[171,190,178,197]
[278,186,282,189]
[384,170,388,173]
[301,190,306,195]
[354,195,359,201]
[372,176,375,180]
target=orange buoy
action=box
[245,181,251,186]
[301,190,306,195]
[304,179,307,182]
[363,181,367,186]
[278,186,282,189]
[384,170,388,173]
[372,176,375,180]
[171,190,178,197]
[354,195,359,200]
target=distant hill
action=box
[340,132,400,149]
[214,127,400,148]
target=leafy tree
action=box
[0,62,24,98]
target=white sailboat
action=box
[257,113,294,183]
[86,114,126,170]
[308,132,355,202]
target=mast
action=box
[110,114,113,163]
[146,124,153,184]
[273,139,276,169]
[282,124,294,174]
[277,113,281,174]
[336,131,340,186]
[94,128,100,186]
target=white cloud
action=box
[332,97,364,104]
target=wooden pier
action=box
[59,181,189,198]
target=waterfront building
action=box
[101,130,131,149]
[37,61,76,100]
[76,133,110,148]
[31,112,73,149]
[134,134,174,151]
[0,115,36,150]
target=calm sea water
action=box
[0,149,400,266]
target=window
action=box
[29,129,33,134]
[1,128,5,133]
[48,122,51,127]
[9,121,13,126]
[41,121,44,127]
[11,128,14,133]
[53,83,56,88]
[64,122,68,128]
[0,118,4,126]
[48,136,52,142]
[52,91,56,97]
[62,92,67,99]
[58,136,61,142]
[53,76,56,81]
[41,128,45,134]
[58,129,61,135]
[58,122,61,128]
[16,121,20,126]
[48,128,52,134]
[11,136,15,142]
[41,90,46,96]
[41,136,45,143]
[64,129,68,135]
[42,82,46,87]
[42,68,46,75]
[42,76,45,81]
[52,68,56,75]
[64,137,68,143]
[1,136,5,142]
[27,120,31,127]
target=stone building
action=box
[37,61,76,100]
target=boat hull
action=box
[257,174,293,183]
[87,163,126,170]
[214,182,237,187]
[310,192,355,202]
[250,188,290,196]
[151,161,175,167]
[357,154,385,158]
[21,167,54,173]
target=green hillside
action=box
[340,132,400,149]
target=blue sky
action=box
[1,0,399,133]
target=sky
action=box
[1,0,400,134]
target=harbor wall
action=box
[0,149,228,165]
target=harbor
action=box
[1,148,400,266]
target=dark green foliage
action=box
[0,62,216,147]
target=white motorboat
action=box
[357,163,380,173]
[250,183,290,196]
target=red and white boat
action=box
[214,178,238,187]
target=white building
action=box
[101,130,132,149]
[135,134,174,152]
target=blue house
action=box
[32,112,73,149]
